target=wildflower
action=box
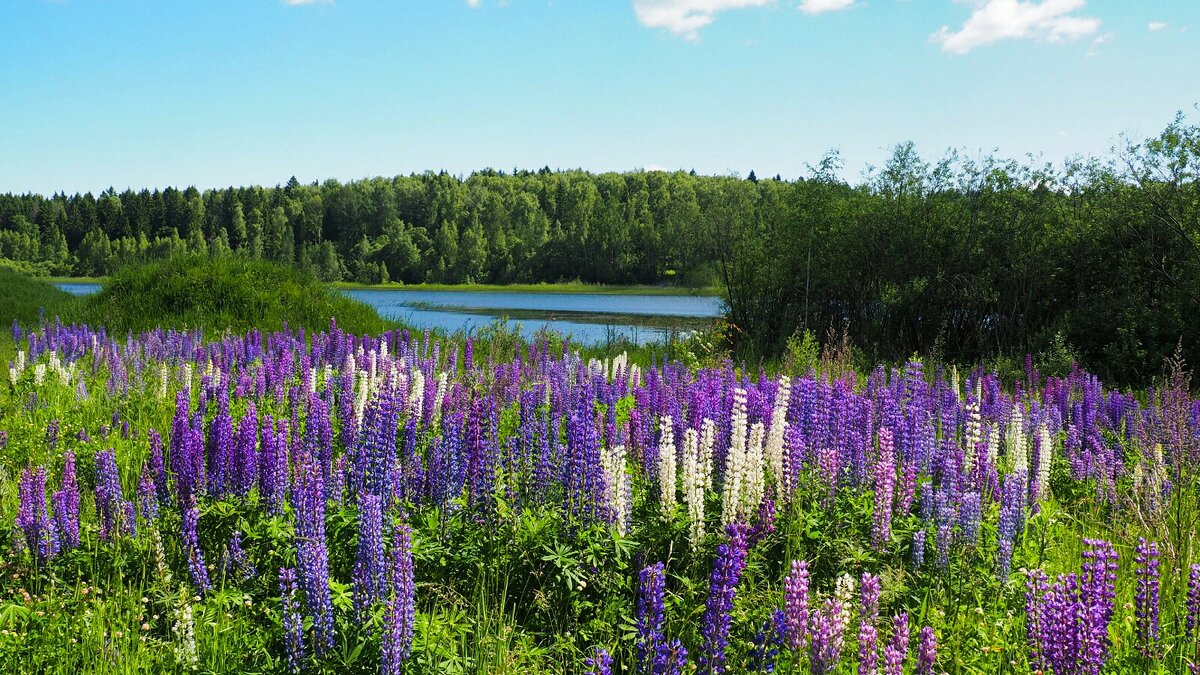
[699,523,749,674]
[1134,538,1161,658]
[280,568,305,674]
[784,560,811,650]
[382,523,415,675]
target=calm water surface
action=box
[55,283,721,345]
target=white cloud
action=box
[1148,21,1167,31]
[283,0,332,5]
[798,0,855,15]
[931,0,1101,54]
[467,0,482,6]
[632,0,773,40]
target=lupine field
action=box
[2,318,1200,674]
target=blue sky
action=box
[1,0,1196,194]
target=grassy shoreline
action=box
[43,276,721,297]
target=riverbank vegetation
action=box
[2,114,1197,385]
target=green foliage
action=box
[75,256,396,337]
[0,265,77,327]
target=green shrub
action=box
[76,255,397,336]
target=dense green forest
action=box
[1,114,1197,384]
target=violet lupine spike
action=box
[748,610,785,673]
[52,451,80,552]
[698,523,749,675]
[915,626,936,675]
[224,531,256,582]
[860,573,881,624]
[585,647,614,675]
[382,523,415,675]
[1134,537,1161,659]
[872,428,896,552]
[1188,564,1200,636]
[636,561,667,675]
[181,497,212,591]
[809,599,846,675]
[353,493,387,620]
[280,567,306,674]
[882,613,909,675]
[17,466,58,565]
[858,622,880,675]
[293,446,335,655]
[784,560,811,651]
[137,467,159,523]
[94,449,127,541]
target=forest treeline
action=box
[1,114,1197,385]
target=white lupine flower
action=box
[1008,406,1027,473]
[950,366,960,401]
[354,376,370,426]
[367,350,378,387]
[16,350,26,372]
[379,339,388,361]
[34,363,46,386]
[721,389,750,528]
[159,364,171,399]
[986,423,999,466]
[7,366,16,386]
[700,418,716,492]
[743,422,766,519]
[833,573,857,632]
[765,376,791,494]
[681,428,706,549]
[322,364,333,391]
[173,589,198,669]
[409,369,425,420]
[601,444,631,536]
[658,416,677,518]
[180,363,193,390]
[964,398,982,471]
[431,372,448,428]
[1035,424,1053,501]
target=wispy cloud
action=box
[467,0,482,7]
[1148,21,1167,32]
[931,0,1100,55]
[798,0,854,16]
[283,0,332,6]
[632,0,773,40]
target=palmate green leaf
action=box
[0,603,30,628]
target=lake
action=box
[54,283,723,345]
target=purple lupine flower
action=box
[882,613,909,675]
[1026,538,1117,675]
[230,401,259,497]
[858,623,880,675]
[997,471,1027,580]
[748,610,786,673]
[585,647,614,675]
[95,449,127,540]
[17,467,58,565]
[860,573,881,623]
[916,627,936,674]
[636,561,667,674]
[182,497,212,591]
[207,385,234,496]
[46,419,59,450]
[784,560,811,650]
[137,467,159,522]
[260,416,288,515]
[809,599,846,675]
[0,430,7,450]
[280,567,306,674]
[293,446,334,655]
[699,523,749,675]
[224,531,256,582]
[382,523,415,675]
[872,428,896,551]
[912,529,926,569]
[52,451,80,551]
[1134,538,1161,658]
[1187,564,1200,636]
[353,493,387,620]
